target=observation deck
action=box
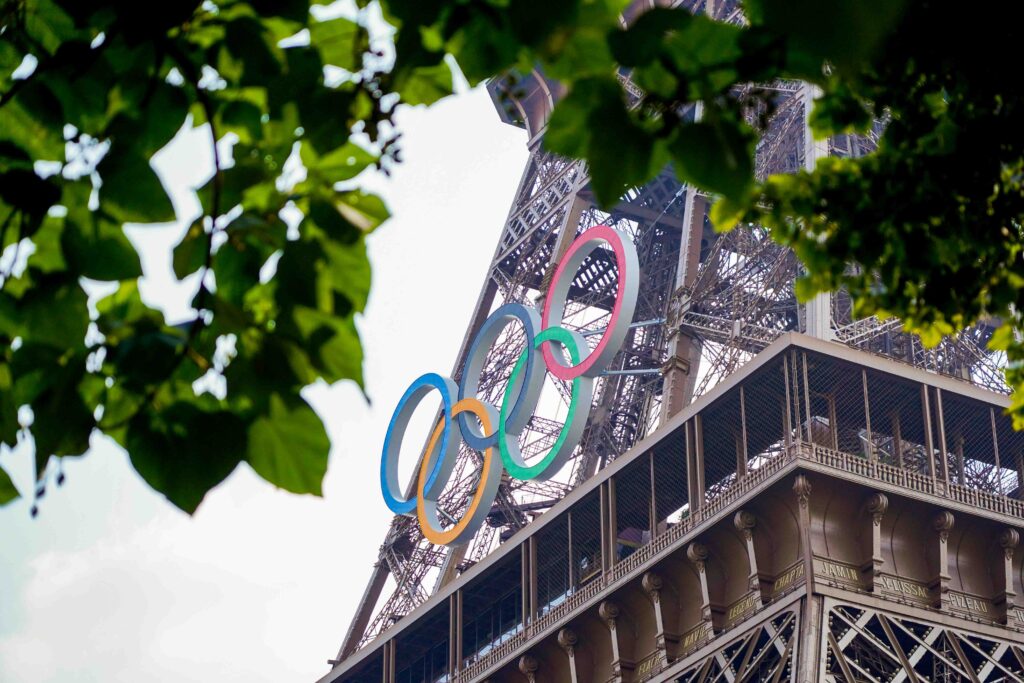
[323,333,1024,682]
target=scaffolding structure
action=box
[332,0,1009,665]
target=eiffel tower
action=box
[324,2,1019,681]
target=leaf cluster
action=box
[0,0,442,511]
[4,0,1024,514]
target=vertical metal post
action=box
[862,369,874,461]
[738,385,749,474]
[599,482,609,571]
[660,190,708,423]
[528,535,538,624]
[791,351,804,442]
[521,542,530,629]
[935,387,949,485]
[828,395,838,450]
[456,589,463,671]
[782,356,793,449]
[567,511,575,590]
[608,476,618,568]
[801,83,832,342]
[649,452,657,538]
[892,411,903,469]
[922,384,936,479]
[955,435,966,487]
[694,414,706,509]
[685,419,701,512]
[802,352,812,435]
[991,407,1003,495]
[448,594,458,679]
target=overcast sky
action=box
[0,82,527,682]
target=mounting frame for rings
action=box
[379,226,641,545]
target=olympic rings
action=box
[380,226,639,545]
[542,225,639,380]
[499,326,593,480]
[458,303,543,450]
[380,373,459,515]
[417,398,501,546]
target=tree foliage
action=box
[2,0,1022,513]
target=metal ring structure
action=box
[541,225,639,381]
[458,303,544,450]
[380,225,640,545]
[416,398,502,546]
[499,325,593,480]
[380,373,458,515]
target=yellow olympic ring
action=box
[416,398,501,546]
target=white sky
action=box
[0,84,527,682]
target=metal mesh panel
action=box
[534,516,570,616]
[701,389,743,502]
[395,605,450,683]
[860,369,914,469]
[460,553,522,669]
[344,657,384,683]
[653,429,689,529]
[614,456,654,561]
[940,390,1008,493]
[739,358,788,471]
[570,489,603,588]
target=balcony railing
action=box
[451,440,1023,682]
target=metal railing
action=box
[452,440,1024,681]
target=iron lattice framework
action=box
[823,602,1024,681]
[335,0,1010,662]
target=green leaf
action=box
[247,393,329,495]
[545,77,614,159]
[397,62,453,106]
[12,346,93,473]
[105,83,190,157]
[545,76,658,206]
[220,99,264,144]
[668,120,755,201]
[173,220,208,279]
[30,363,96,468]
[0,362,18,446]
[309,16,363,71]
[333,190,389,234]
[0,169,61,230]
[608,8,692,67]
[213,239,265,307]
[0,462,18,506]
[61,217,143,281]
[225,17,285,86]
[126,404,248,514]
[292,306,364,386]
[27,215,68,274]
[745,0,907,74]
[0,84,66,161]
[308,198,361,244]
[95,280,164,341]
[17,274,89,348]
[97,147,176,223]
[323,237,371,313]
[300,140,377,185]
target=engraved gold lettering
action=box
[949,592,989,614]
[682,623,711,649]
[772,564,804,594]
[817,560,859,582]
[880,575,929,599]
[637,655,657,676]
[727,592,759,620]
